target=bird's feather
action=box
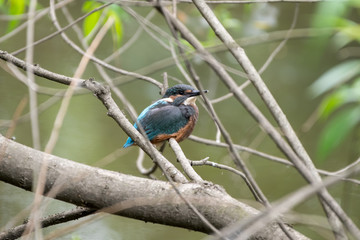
[140,104,189,140]
[123,98,196,148]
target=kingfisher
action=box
[123,84,207,148]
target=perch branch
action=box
[0,135,309,239]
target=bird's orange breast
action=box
[151,103,198,144]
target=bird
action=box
[123,84,207,148]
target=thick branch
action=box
[0,135,308,239]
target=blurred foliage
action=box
[309,60,360,98]
[310,0,360,160]
[201,3,278,46]
[0,0,30,32]
[82,0,128,46]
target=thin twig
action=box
[104,10,157,62]
[25,0,41,151]
[169,138,203,182]
[190,158,262,200]
[136,148,158,177]
[0,208,95,240]
[5,97,28,139]
[123,6,171,50]
[258,4,299,75]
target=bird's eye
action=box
[179,90,185,95]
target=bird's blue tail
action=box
[123,137,134,148]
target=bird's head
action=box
[162,84,208,106]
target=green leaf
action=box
[82,1,102,37]
[318,77,360,119]
[109,4,128,21]
[111,16,123,46]
[108,5,125,46]
[82,1,126,46]
[318,88,348,119]
[312,1,348,28]
[317,107,360,160]
[349,0,360,7]
[82,0,101,12]
[7,0,27,32]
[339,23,360,43]
[309,60,360,97]
[83,11,101,37]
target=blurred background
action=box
[0,0,359,239]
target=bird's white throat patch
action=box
[184,96,196,105]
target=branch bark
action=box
[0,135,308,239]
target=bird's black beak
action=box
[191,89,208,96]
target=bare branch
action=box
[0,50,82,86]
[169,138,203,182]
[215,159,360,239]
[25,0,40,151]
[0,135,309,239]
[0,208,95,240]
[136,148,158,177]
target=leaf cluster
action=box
[82,0,128,46]
[310,1,360,160]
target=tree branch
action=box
[0,207,95,240]
[169,138,203,182]
[0,135,308,239]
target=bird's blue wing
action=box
[123,100,188,148]
[123,100,175,148]
[140,104,188,140]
